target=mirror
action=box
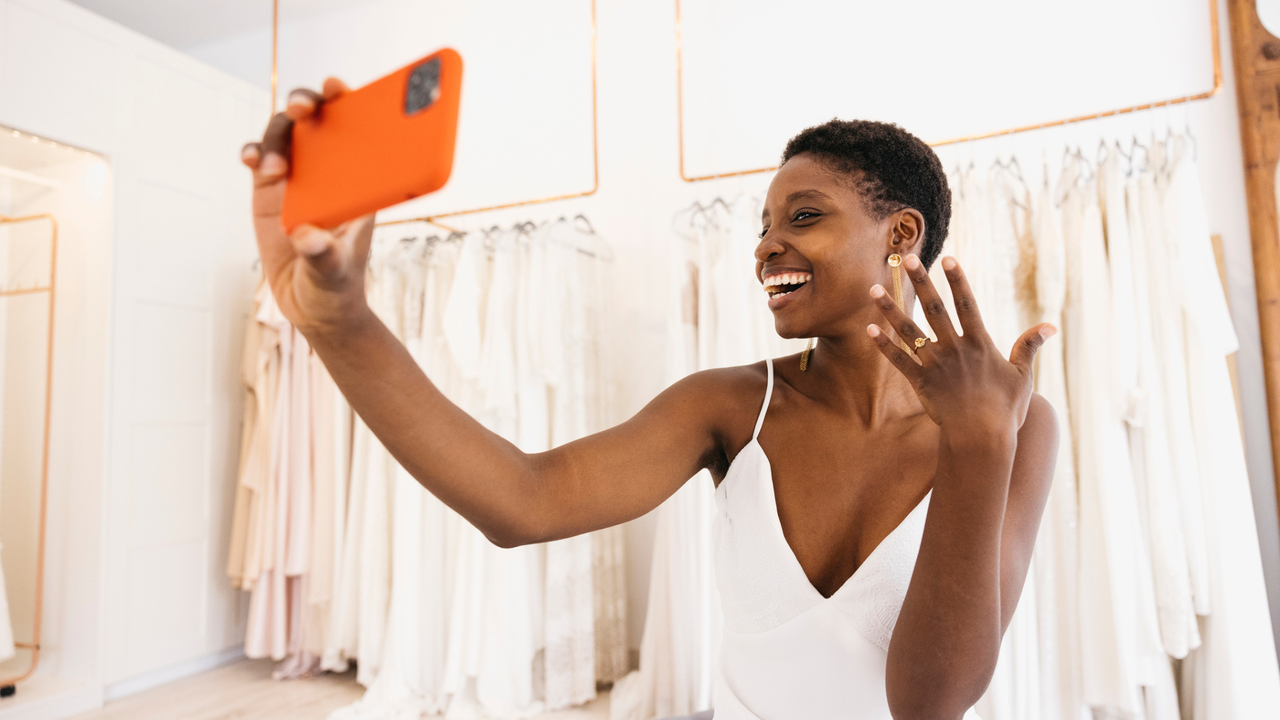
[0,129,80,687]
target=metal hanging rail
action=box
[268,0,599,234]
[675,0,1223,182]
[271,0,279,115]
[0,213,58,693]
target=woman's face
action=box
[755,153,921,340]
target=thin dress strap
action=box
[752,357,775,441]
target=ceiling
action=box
[66,0,368,50]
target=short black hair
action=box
[781,119,950,269]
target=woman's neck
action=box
[803,330,922,429]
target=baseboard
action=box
[103,645,245,702]
[0,682,102,720]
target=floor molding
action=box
[103,646,245,702]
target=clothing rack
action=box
[0,213,58,695]
[674,0,1223,182]
[268,0,600,232]
[390,214,613,261]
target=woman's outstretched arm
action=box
[867,254,1058,720]
[242,81,724,547]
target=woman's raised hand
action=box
[241,78,374,335]
[867,254,1055,433]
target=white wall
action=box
[186,0,1280,657]
[0,0,269,715]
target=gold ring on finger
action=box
[913,336,927,350]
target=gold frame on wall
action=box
[268,0,600,233]
[674,0,1223,182]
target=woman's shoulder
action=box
[668,355,801,425]
[679,358,781,397]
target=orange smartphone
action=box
[281,48,463,232]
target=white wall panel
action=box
[101,39,265,691]
[130,302,211,422]
[123,542,206,676]
[1,1,118,150]
[677,0,1217,178]
[124,184,214,307]
[127,58,218,197]
[127,423,209,548]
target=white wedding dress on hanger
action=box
[1174,146,1280,719]
[966,165,1043,720]
[1060,159,1152,718]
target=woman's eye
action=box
[758,227,770,239]
[793,211,818,223]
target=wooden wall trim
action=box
[1229,0,1280,530]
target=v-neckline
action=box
[743,438,931,601]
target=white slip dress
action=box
[712,358,981,720]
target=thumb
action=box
[291,223,346,283]
[292,215,377,291]
[1009,323,1057,374]
[345,214,377,268]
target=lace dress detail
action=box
[834,495,931,652]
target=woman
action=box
[242,79,1059,720]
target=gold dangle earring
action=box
[800,338,814,372]
[887,254,910,352]
[887,253,905,309]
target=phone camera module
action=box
[405,58,442,115]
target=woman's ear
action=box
[890,209,926,255]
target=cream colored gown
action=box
[1171,144,1280,719]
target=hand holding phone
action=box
[283,49,463,231]
[240,50,462,338]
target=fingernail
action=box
[870,284,885,298]
[295,226,330,256]
[241,145,260,164]
[261,152,287,177]
[941,256,957,271]
[905,254,920,269]
[867,324,881,337]
[287,91,315,110]
[1040,325,1058,341]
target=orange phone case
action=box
[281,48,463,231]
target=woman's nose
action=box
[754,233,783,262]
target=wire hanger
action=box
[573,213,597,235]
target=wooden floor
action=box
[68,659,611,720]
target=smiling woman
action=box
[244,87,1059,717]
[701,121,1057,719]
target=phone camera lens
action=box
[405,58,442,115]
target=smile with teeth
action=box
[763,272,813,299]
